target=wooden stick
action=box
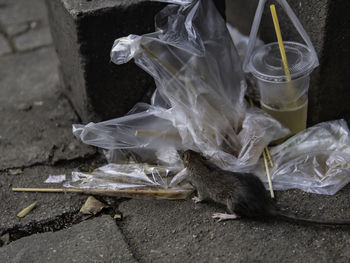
[140,44,178,76]
[265,147,274,168]
[12,187,188,195]
[262,150,275,198]
[248,98,274,196]
[17,201,38,218]
[13,188,84,193]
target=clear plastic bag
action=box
[64,164,193,200]
[226,23,264,61]
[64,163,188,190]
[74,0,289,174]
[255,120,350,195]
[72,0,350,196]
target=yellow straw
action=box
[270,4,291,81]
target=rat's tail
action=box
[276,211,350,226]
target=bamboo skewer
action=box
[265,147,274,168]
[248,98,275,197]
[12,187,191,195]
[248,98,274,168]
[13,188,85,193]
[140,44,178,76]
[262,150,275,198]
[17,201,38,218]
[12,187,194,200]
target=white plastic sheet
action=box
[255,120,350,195]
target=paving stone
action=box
[13,25,52,51]
[0,33,11,55]
[118,185,350,263]
[0,47,95,169]
[0,215,136,263]
[0,96,96,170]
[0,0,48,26]
[2,22,29,37]
[0,47,58,106]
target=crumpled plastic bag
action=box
[63,163,193,200]
[226,23,264,61]
[73,0,289,175]
[255,120,350,195]
[64,163,189,190]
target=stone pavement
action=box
[0,0,350,262]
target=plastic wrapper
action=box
[255,120,350,195]
[45,175,66,183]
[74,0,289,176]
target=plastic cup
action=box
[249,41,317,135]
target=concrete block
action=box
[46,0,225,122]
[45,0,166,122]
[226,0,350,126]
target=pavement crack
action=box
[0,210,81,247]
[110,200,144,263]
[0,197,127,248]
[15,43,54,54]
[1,160,52,173]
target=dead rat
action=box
[183,150,350,225]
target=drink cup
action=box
[249,41,317,135]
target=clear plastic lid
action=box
[243,0,319,77]
[250,41,317,81]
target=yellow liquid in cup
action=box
[261,98,308,136]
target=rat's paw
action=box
[192,196,203,203]
[212,213,239,222]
